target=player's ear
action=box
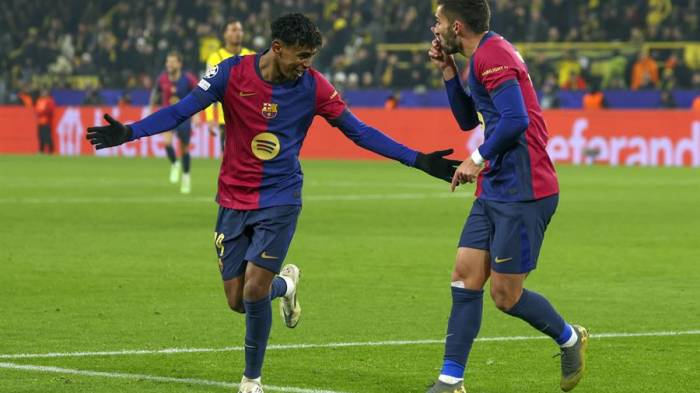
[271,40,283,56]
[453,20,462,36]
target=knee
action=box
[226,295,245,314]
[490,285,520,312]
[451,250,489,291]
[243,280,270,302]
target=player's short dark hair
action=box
[222,19,241,34]
[167,50,183,62]
[271,13,322,49]
[437,0,491,34]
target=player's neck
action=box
[225,43,242,55]
[168,70,181,80]
[258,50,287,83]
[461,31,488,57]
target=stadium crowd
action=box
[1,0,700,104]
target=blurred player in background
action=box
[35,88,56,154]
[205,19,255,151]
[87,13,458,393]
[426,1,588,392]
[150,51,199,193]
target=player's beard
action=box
[441,30,461,55]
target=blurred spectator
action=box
[84,88,103,105]
[385,94,398,110]
[601,50,628,89]
[692,96,700,112]
[562,70,587,91]
[17,86,34,108]
[659,90,677,108]
[1,0,699,94]
[35,88,56,154]
[539,75,560,109]
[582,84,607,109]
[665,53,693,89]
[558,51,584,90]
[631,52,660,90]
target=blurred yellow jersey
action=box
[205,47,255,124]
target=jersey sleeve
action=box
[313,71,347,122]
[474,44,521,97]
[192,56,239,106]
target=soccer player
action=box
[150,51,199,193]
[426,1,588,392]
[205,19,255,151]
[87,13,458,393]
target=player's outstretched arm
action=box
[332,109,460,182]
[86,93,211,150]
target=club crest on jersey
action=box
[261,102,278,119]
[251,132,281,161]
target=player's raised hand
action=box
[428,27,457,74]
[414,149,462,183]
[86,114,133,150]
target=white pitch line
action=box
[0,362,347,393]
[0,192,465,204]
[1,329,698,360]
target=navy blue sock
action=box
[441,286,484,379]
[243,297,272,379]
[270,276,287,300]
[165,145,177,164]
[181,152,191,173]
[505,289,570,344]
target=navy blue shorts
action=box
[214,205,301,280]
[459,195,558,274]
[174,120,192,145]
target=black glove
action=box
[86,114,133,150]
[414,149,461,182]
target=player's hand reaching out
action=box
[86,114,132,150]
[451,157,484,191]
[414,149,461,183]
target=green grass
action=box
[1,155,699,393]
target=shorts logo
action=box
[494,257,513,264]
[261,102,278,119]
[261,252,279,260]
[204,65,218,79]
[251,132,281,161]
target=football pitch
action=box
[1,155,698,393]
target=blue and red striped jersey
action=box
[468,32,558,201]
[193,54,349,210]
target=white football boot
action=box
[180,173,191,194]
[279,264,301,328]
[238,377,263,393]
[169,161,180,184]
